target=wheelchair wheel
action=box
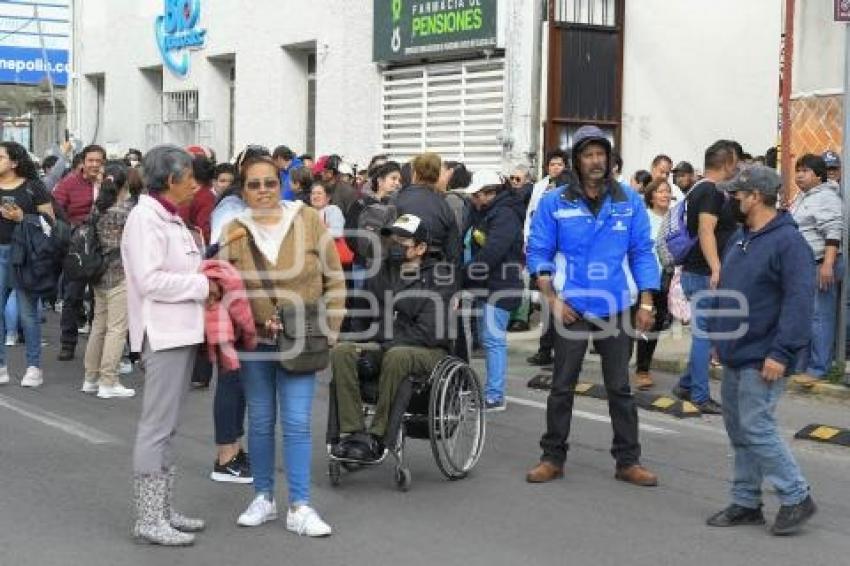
[328,461,341,487]
[429,357,486,480]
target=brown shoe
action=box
[791,374,818,388]
[634,371,654,391]
[525,461,564,483]
[615,464,658,487]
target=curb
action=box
[794,424,850,447]
[509,342,850,403]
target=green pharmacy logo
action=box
[391,0,403,52]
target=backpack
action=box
[355,201,397,261]
[10,214,70,299]
[63,215,110,284]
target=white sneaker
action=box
[97,383,136,399]
[5,334,17,346]
[237,495,277,527]
[0,366,8,385]
[20,367,43,388]
[81,378,99,393]
[119,360,133,375]
[286,505,332,537]
[78,323,90,335]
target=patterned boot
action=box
[165,466,205,533]
[132,473,195,546]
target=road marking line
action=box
[506,395,678,436]
[0,394,121,445]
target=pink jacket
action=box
[121,195,209,353]
[201,260,258,371]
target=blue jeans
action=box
[677,271,712,403]
[241,344,315,506]
[806,259,843,377]
[0,245,40,368]
[4,291,18,338]
[479,302,509,403]
[214,369,246,445]
[721,367,809,507]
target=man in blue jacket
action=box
[707,166,817,536]
[525,125,660,487]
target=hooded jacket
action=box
[463,189,525,311]
[280,156,303,201]
[526,126,660,318]
[711,212,815,370]
[790,181,844,262]
[392,183,461,266]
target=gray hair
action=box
[512,164,531,181]
[142,144,193,193]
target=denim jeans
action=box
[214,369,246,445]
[0,245,41,368]
[479,302,509,403]
[241,344,315,506]
[721,367,809,507]
[677,271,712,403]
[4,291,18,339]
[806,258,844,377]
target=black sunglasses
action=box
[244,178,280,191]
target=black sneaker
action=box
[57,345,75,361]
[527,351,553,366]
[696,398,723,415]
[671,385,691,401]
[706,504,766,527]
[210,453,253,484]
[771,495,817,536]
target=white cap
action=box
[453,169,503,194]
[338,162,354,177]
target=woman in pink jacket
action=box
[121,145,220,546]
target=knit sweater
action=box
[216,204,347,340]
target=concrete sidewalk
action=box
[506,321,850,402]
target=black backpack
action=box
[63,215,110,284]
[355,201,397,261]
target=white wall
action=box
[621,0,782,175]
[793,0,846,95]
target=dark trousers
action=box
[59,279,87,347]
[635,284,670,373]
[214,369,246,445]
[538,311,555,354]
[540,314,641,468]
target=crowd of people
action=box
[0,125,840,543]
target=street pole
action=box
[33,4,60,145]
[841,23,850,383]
[780,0,795,200]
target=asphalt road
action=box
[1,322,849,566]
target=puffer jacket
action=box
[791,182,844,261]
[463,189,525,311]
[392,183,461,265]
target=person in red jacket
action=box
[53,144,105,361]
[178,155,216,247]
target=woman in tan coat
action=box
[217,155,345,536]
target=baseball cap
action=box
[672,161,694,174]
[726,165,782,196]
[453,169,503,195]
[311,155,329,176]
[822,150,841,169]
[381,214,431,243]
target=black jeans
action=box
[540,314,641,468]
[59,279,87,348]
[538,311,555,354]
[214,369,246,445]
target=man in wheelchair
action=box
[330,214,455,463]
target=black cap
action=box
[672,161,694,174]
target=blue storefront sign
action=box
[0,46,69,87]
[155,0,207,77]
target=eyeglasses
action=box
[510,176,523,183]
[244,178,280,191]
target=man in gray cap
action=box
[708,165,817,536]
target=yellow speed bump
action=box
[795,424,850,447]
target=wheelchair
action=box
[325,347,486,491]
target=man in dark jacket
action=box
[707,166,817,536]
[458,170,525,410]
[330,214,454,461]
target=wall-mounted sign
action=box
[155,0,207,77]
[0,47,68,87]
[836,0,850,22]
[374,0,498,63]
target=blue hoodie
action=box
[711,212,815,370]
[279,156,303,201]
